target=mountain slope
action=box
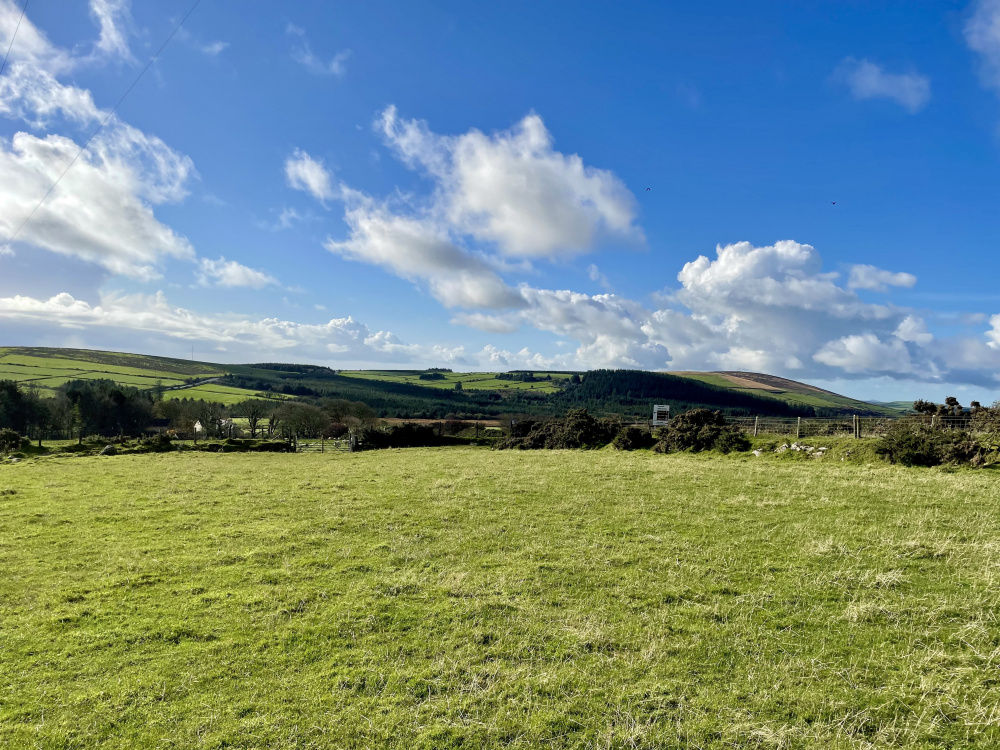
[672,371,900,416]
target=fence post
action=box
[753,416,759,437]
[321,436,325,453]
[796,417,801,439]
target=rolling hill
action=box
[672,371,902,416]
[0,346,895,418]
[0,347,282,405]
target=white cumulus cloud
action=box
[0,132,194,279]
[326,193,525,309]
[377,106,641,258]
[813,333,917,374]
[0,0,200,279]
[988,314,1000,350]
[894,315,934,346]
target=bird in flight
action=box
[831,201,836,205]
[646,187,651,191]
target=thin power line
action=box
[0,0,28,78]
[0,0,202,256]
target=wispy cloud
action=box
[286,23,350,76]
[835,58,931,113]
[284,148,335,204]
[587,263,612,290]
[200,40,228,56]
[847,264,917,292]
[88,0,133,62]
[197,257,279,289]
[966,0,1000,93]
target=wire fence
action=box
[726,415,977,439]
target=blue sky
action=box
[2,0,1000,404]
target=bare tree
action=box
[236,399,273,438]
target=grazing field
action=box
[2,449,999,748]
[0,347,223,397]
[341,369,573,392]
[161,383,293,405]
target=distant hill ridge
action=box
[0,346,896,417]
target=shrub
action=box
[873,422,995,467]
[495,409,617,450]
[0,428,22,454]
[653,409,749,454]
[359,423,441,450]
[874,423,943,467]
[715,428,752,454]
[612,425,655,451]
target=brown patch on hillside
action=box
[714,371,844,397]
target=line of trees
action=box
[0,377,384,445]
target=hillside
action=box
[0,347,278,405]
[672,370,901,416]
[0,347,893,418]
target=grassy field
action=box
[0,347,222,397]
[2,448,1000,747]
[341,370,573,393]
[162,384,294,405]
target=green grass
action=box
[2,448,1000,747]
[162,384,294,405]
[0,347,222,396]
[341,370,573,392]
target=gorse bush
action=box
[653,409,750,454]
[714,428,753,454]
[359,423,441,450]
[499,408,752,453]
[496,409,618,450]
[0,428,24,454]
[874,421,998,467]
[611,425,655,451]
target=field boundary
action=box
[726,414,975,439]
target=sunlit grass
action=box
[1,448,999,748]
[341,370,572,392]
[161,384,292,405]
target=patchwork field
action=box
[2,449,999,747]
[0,347,218,393]
[161,383,293,405]
[0,348,278,404]
[340,369,574,392]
